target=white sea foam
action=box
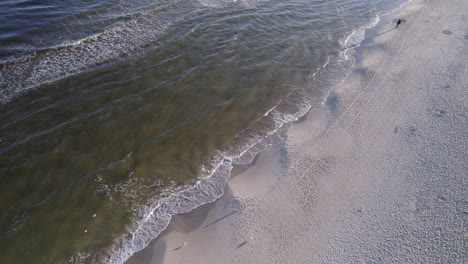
[76,42,347,264]
[0,2,190,104]
[49,0,410,262]
[197,0,268,8]
[95,5,409,264]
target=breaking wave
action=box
[73,7,403,263]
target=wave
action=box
[0,0,192,104]
[198,0,269,8]
[70,2,412,263]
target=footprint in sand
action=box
[436,194,448,202]
[434,109,447,118]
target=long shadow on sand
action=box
[376,27,396,37]
[202,210,238,229]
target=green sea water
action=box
[0,0,406,262]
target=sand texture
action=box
[127,0,467,263]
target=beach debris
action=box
[171,246,182,252]
[93,213,96,218]
[84,229,88,233]
[171,241,187,252]
[236,241,248,250]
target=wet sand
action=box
[126,0,467,263]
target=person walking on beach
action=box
[396,19,402,28]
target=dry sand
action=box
[126,0,467,263]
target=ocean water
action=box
[0,0,407,263]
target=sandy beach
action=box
[126,0,467,263]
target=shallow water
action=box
[0,0,405,262]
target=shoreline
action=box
[124,1,408,263]
[126,0,467,263]
[124,2,407,262]
[115,2,401,262]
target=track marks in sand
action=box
[288,5,429,164]
[334,4,427,133]
[345,5,427,130]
